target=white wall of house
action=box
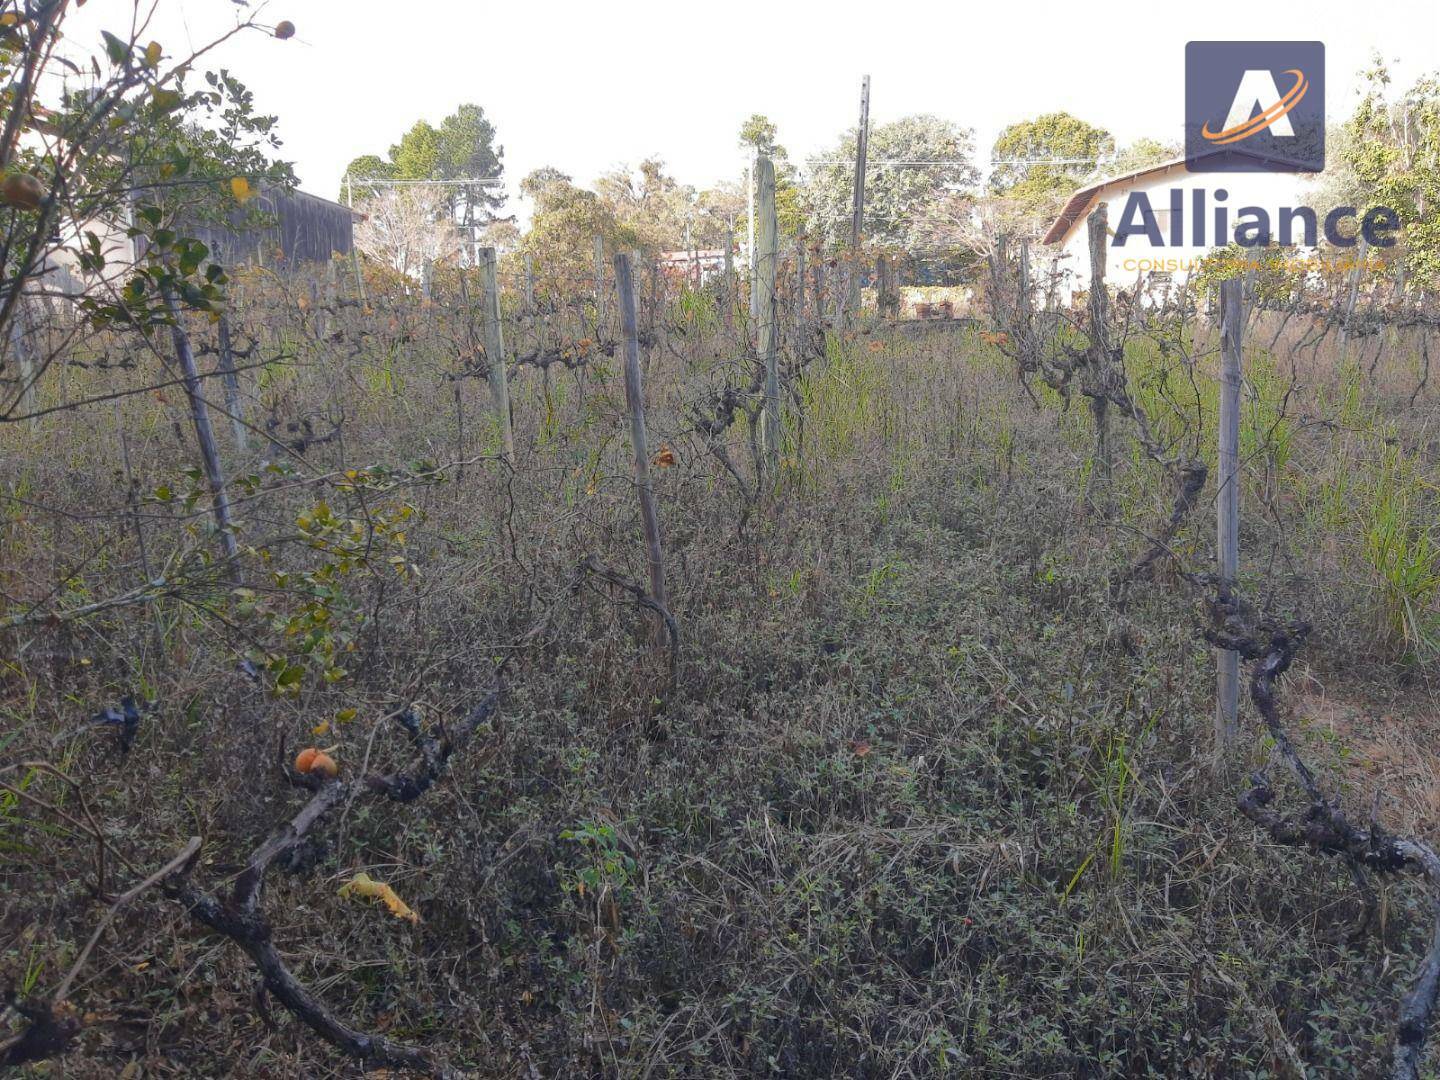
[41,214,137,300]
[1048,164,1313,302]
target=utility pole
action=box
[846,75,871,321]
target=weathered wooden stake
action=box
[593,233,608,328]
[1085,205,1113,494]
[614,253,669,648]
[1338,237,1368,360]
[846,74,871,322]
[345,175,366,303]
[722,222,735,330]
[163,286,240,580]
[747,157,758,327]
[756,156,781,480]
[1216,276,1244,763]
[8,295,36,424]
[351,246,366,304]
[216,314,248,451]
[810,242,825,321]
[876,253,900,320]
[794,225,808,334]
[477,247,515,464]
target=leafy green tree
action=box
[519,166,572,201]
[1326,59,1440,286]
[808,114,979,255]
[389,120,442,179]
[595,157,693,253]
[340,154,393,202]
[739,114,785,161]
[519,175,628,291]
[989,112,1114,206]
[343,103,504,231]
[1107,137,1180,178]
[341,154,394,202]
[738,113,804,239]
[693,182,745,247]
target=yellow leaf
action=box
[339,873,419,924]
[311,720,330,736]
[143,41,161,67]
[230,176,253,204]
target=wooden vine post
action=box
[755,155,781,481]
[876,253,899,320]
[1338,237,1368,360]
[845,74,871,323]
[1215,276,1244,763]
[477,246,515,464]
[614,253,669,650]
[8,292,36,424]
[794,223,808,330]
[344,175,365,304]
[215,314,247,451]
[1085,205,1113,496]
[1017,238,1032,347]
[747,155,759,328]
[593,233,608,328]
[722,222,735,330]
[162,285,240,581]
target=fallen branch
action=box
[168,692,499,1078]
[1203,586,1440,1080]
[1,836,202,1068]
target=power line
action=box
[803,158,1101,167]
[347,176,505,186]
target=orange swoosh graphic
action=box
[1202,69,1308,145]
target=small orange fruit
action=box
[1,172,44,211]
[294,747,320,773]
[273,20,295,39]
[308,751,338,779]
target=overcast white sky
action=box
[58,0,1440,221]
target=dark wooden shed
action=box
[184,186,359,266]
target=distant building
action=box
[184,186,360,267]
[43,184,359,300]
[1041,147,1314,302]
[657,248,729,285]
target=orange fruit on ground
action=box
[308,751,338,779]
[294,747,320,773]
